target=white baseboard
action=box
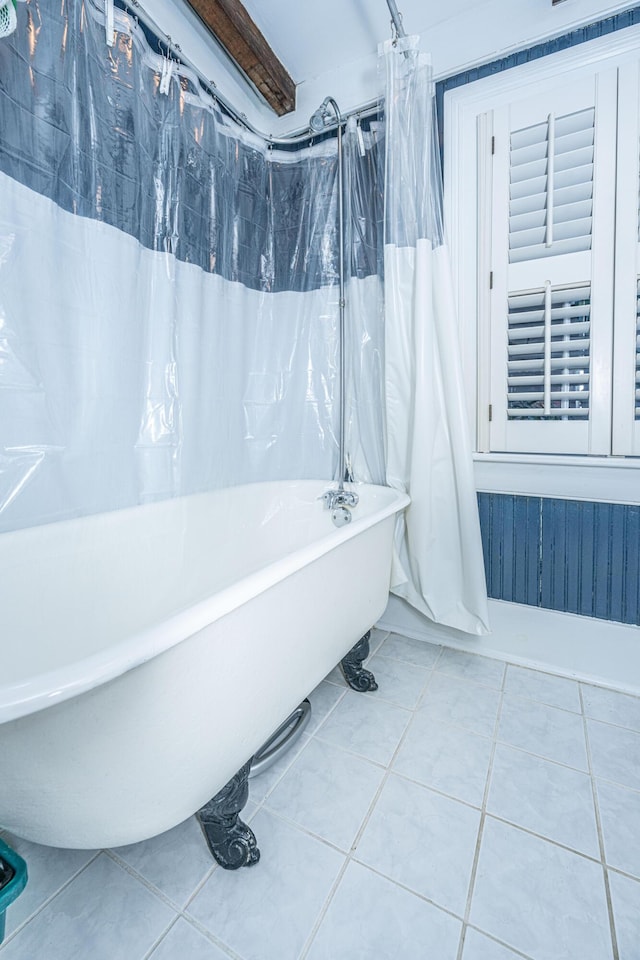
[378,595,640,696]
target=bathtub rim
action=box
[0,480,409,724]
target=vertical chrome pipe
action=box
[308,97,347,489]
[335,109,346,491]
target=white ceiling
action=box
[150,0,640,134]
[240,0,480,85]
[242,0,639,88]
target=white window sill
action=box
[473,453,640,504]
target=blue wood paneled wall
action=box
[477,494,640,625]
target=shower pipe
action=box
[308,97,353,504]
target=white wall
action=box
[135,0,640,135]
[285,0,640,134]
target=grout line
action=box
[455,663,506,960]
[497,689,584,718]
[173,914,245,960]
[414,664,438,711]
[181,860,218,912]
[580,683,620,960]
[298,660,441,957]
[378,621,640,697]
[346,856,468,923]
[492,736,591,776]
[463,924,536,960]
[388,770,484,816]
[297,858,350,960]
[103,849,193,913]
[432,666,505,694]
[250,803,369,864]
[0,849,102,948]
[5,636,636,959]
[500,690,583,716]
[141,915,181,960]
[581,711,640,736]
[606,863,640,883]
[477,813,606,867]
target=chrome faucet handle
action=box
[320,488,359,510]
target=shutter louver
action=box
[509,108,595,264]
[507,284,591,419]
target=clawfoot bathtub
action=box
[0,480,408,862]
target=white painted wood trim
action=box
[473,452,640,503]
[378,594,640,695]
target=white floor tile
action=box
[264,738,384,851]
[393,714,492,807]
[498,694,588,770]
[608,870,640,960]
[376,633,442,669]
[315,689,411,766]
[112,816,214,909]
[587,719,640,791]
[305,681,346,734]
[368,627,389,656]
[436,648,505,689]
[148,919,232,960]
[355,773,481,916]
[4,636,632,960]
[505,665,581,713]
[420,672,501,738]
[596,780,640,878]
[0,854,175,960]
[0,833,97,936]
[248,733,311,804]
[187,809,344,960]
[323,665,346,686]
[462,927,532,960]
[487,744,600,857]
[470,818,613,960]
[581,684,640,733]
[364,654,431,708]
[306,861,461,960]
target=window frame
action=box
[442,21,640,504]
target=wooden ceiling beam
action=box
[185,0,296,116]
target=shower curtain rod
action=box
[385,0,407,39]
[117,0,381,146]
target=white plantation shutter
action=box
[507,284,590,419]
[612,60,640,456]
[509,109,595,264]
[488,73,617,455]
[636,282,640,420]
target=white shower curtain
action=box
[0,0,387,533]
[381,36,490,636]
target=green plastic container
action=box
[0,839,27,943]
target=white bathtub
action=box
[0,480,408,849]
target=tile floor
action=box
[1,629,639,960]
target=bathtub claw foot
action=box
[341,631,378,692]
[198,761,260,870]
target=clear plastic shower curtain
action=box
[381,37,490,635]
[0,0,385,533]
